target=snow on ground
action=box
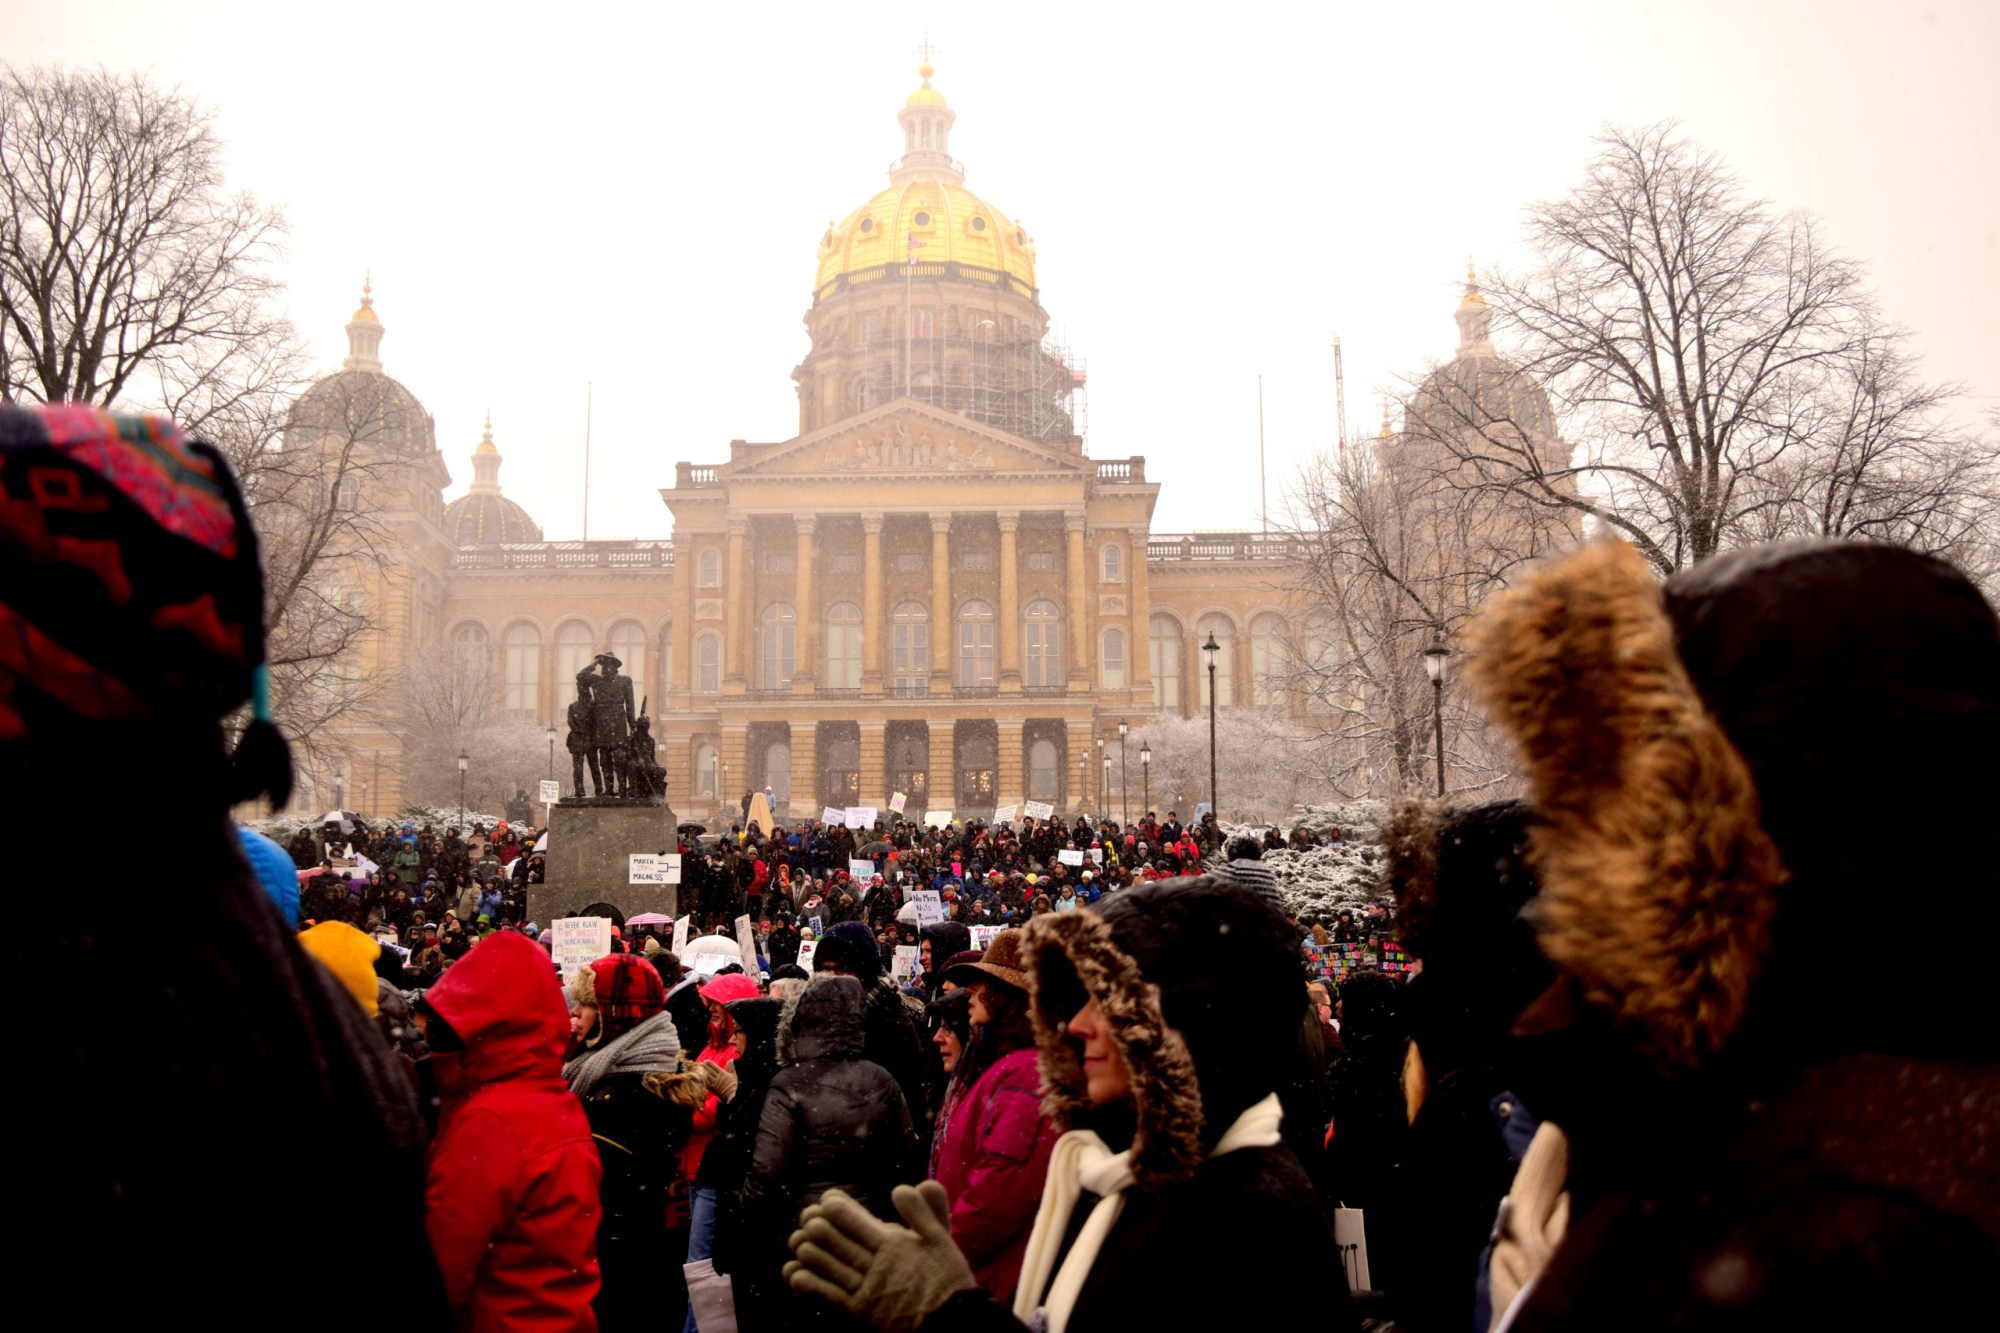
[1216,800,1390,920]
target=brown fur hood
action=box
[1467,540,1787,1071]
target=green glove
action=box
[784,1182,976,1333]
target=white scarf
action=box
[1012,1093,1285,1333]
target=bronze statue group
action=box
[567,652,666,801]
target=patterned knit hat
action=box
[573,953,665,1046]
[0,404,290,801]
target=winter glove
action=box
[693,1059,740,1103]
[784,1181,975,1333]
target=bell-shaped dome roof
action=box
[1407,264,1559,444]
[442,414,542,544]
[289,281,437,455]
[814,57,1037,300]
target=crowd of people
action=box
[20,401,2000,1331]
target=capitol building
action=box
[285,60,1553,823]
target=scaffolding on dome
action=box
[851,311,1086,448]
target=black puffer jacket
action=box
[741,974,918,1269]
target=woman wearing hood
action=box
[564,954,693,1332]
[417,931,603,1331]
[744,973,919,1325]
[785,878,1350,1333]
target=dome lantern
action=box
[893,50,961,187]
[442,412,542,544]
[345,274,384,371]
[1455,257,1494,353]
[469,410,502,494]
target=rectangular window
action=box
[1102,630,1127,689]
[828,552,861,573]
[958,550,994,571]
[959,768,995,803]
[1025,551,1056,571]
[895,551,926,572]
[764,552,796,574]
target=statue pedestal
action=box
[526,797,682,925]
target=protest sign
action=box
[891,944,923,989]
[1023,800,1055,820]
[538,779,561,806]
[551,917,612,984]
[969,925,1004,952]
[821,806,844,827]
[1379,940,1412,974]
[797,938,818,972]
[909,890,943,928]
[672,916,690,953]
[848,857,876,881]
[1193,802,1213,821]
[1057,849,1085,867]
[923,809,954,829]
[734,914,759,967]
[991,803,1018,825]
[844,806,877,829]
[888,790,908,814]
[628,852,681,885]
[1088,847,1105,865]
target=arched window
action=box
[758,604,796,690]
[556,622,595,691]
[452,623,490,694]
[610,621,648,709]
[764,740,792,802]
[1198,614,1235,708]
[1303,616,1337,711]
[1023,599,1062,687]
[1101,627,1127,689]
[696,633,721,694]
[892,600,930,696]
[957,600,995,687]
[1150,616,1182,711]
[695,743,718,797]
[697,548,721,587]
[1250,613,1286,707]
[1029,738,1059,802]
[504,624,540,715]
[1100,542,1123,583]
[824,602,863,689]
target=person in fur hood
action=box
[1465,538,2000,1331]
[783,877,1352,1333]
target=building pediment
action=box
[729,400,1083,481]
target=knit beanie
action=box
[299,922,382,1017]
[815,920,883,983]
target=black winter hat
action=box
[814,920,883,984]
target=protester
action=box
[814,920,933,1140]
[1212,833,1282,908]
[678,971,759,1330]
[1465,538,2000,1329]
[417,930,602,1329]
[565,953,692,1332]
[785,878,1351,1331]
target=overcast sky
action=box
[7,0,1996,538]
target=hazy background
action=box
[5,0,1994,538]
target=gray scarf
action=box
[564,1008,682,1099]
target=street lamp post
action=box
[1202,632,1221,821]
[546,725,557,782]
[360,778,369,821]
[1095,735,1105,819]
[1423,638,1450,797]
[1117,718,1129,828]
[457,751,469,833]
[1139,740,1151,821]
[1077,753,1087,817]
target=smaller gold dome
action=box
[350,274,379,322]
[473,410,498,455]
[1459,257,1486,308]
[907,56,945,106]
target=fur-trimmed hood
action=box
[1469,538,2000,1072]
[1020,877,1302,1191]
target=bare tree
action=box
[1440,121,1988,576]
[1135,710,1326,825]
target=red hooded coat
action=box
[422,932,603,1331]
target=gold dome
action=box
[350,274,380,323]
[815,181,1036,297]
[907,60,946,106]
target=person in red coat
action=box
[418,932,604,1331]
[934,930,1062,1302]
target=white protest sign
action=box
[892,944,923,988]
[969,925,1005,952]
[1024,800,1055,820]
[538,779,561,806]
[844,806,877,830]
[551,916,613,985]
[628,852,682,885]
[992,803,1018,825]
[888,790,908,813]
[797,938,818,972]
[923,809,954,829]
[672,916,690,953]
[909,890,944,928]
[848,857,876,881]
[821,806,844,827]
[1194,802,1213,821]
[1057,848,1085,867]
[1089,848,1105,865]
[734,914,759,967]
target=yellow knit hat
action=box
[299,921,381,1016]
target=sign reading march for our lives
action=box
[551,917,613,985]
[991,803,1018,825]
[538,779,561,806]
[821,806,844,827]
[844,806,878,830]
[797,938,818,972]
[888,790,908,814]
[923,809,954,829]
[1057,848,1085,867]
[909,890,944,928]
[1023,800,1055,821]
[969,925,1005,952]
[628,853,681,885]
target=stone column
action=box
[788,723,817,822]
[793,516,817,694]
[858,719,888,807]
[720,721,750,819]
[724,520,749,691]
[861,516,885,695]
[997,717,1025,807]
[997,511,1021,694]
[1064,514,1088,692]
[1129,526,1152,702]
[929,514,953,691]
[672,533,698,697]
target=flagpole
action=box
[582,381,592,540]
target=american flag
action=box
[908,236,925,266]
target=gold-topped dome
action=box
[815,55,1036,298]
[350,273,380,323]
[1459,257,1486,308]
[443,413,542,544]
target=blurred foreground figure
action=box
[0,405,443,1322]
[784,878,1352,1332]
[1468,539,2000,1331]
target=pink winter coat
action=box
[932,1045,1061,1301]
